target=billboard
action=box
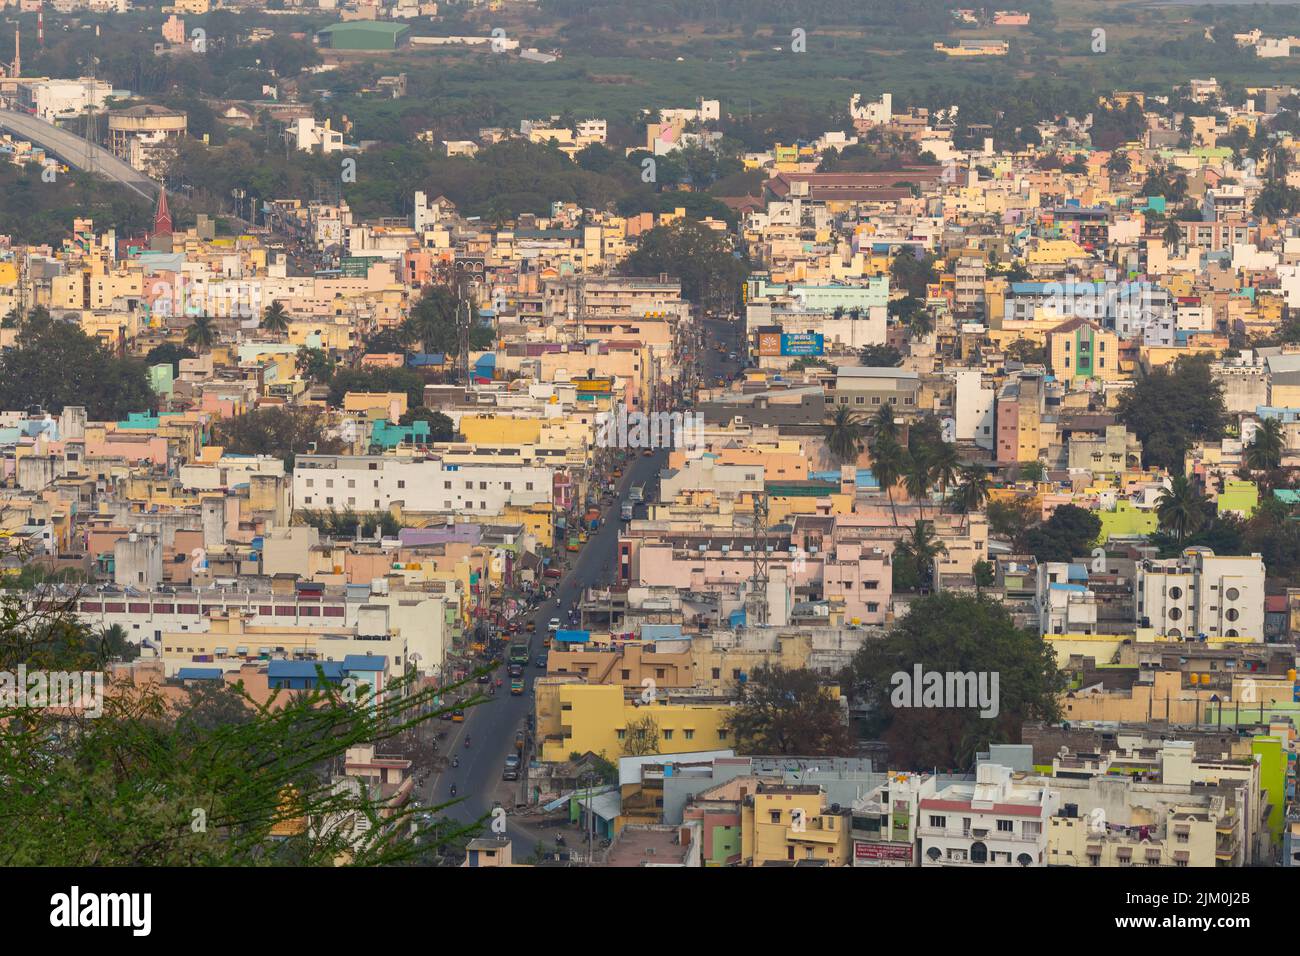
[853,841,913,862]
[757,332,782,356]
[781,332,824,356]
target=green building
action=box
[317,22,410,51]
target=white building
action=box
[293,454,553,516]
[1136,547,1266,641]
[289,117,345,154]
[23,79,116,121]
[953,368,995,450]
[916,763,1059,867]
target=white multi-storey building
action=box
[293,454,553,516]
[916,763,1059,867]
[1136,547,1266,641]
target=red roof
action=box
[921,798,1044,817]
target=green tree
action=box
[214,406,346,472]
[144,343,197,375]
[950,465,991,529]
[0,312,155,420]
[0,589,482,865]
[986,497,1039,552]
[870,431,909,526]
[1023,504,1102,562]
[825,405,865,464]
[185,315,218,352]
[1117,358,1226,473]
[724,665,853,756]
[1245,418,1284,473]
[297,347,337,385]
[845,593,1066,769]
[620,219,748,309]
[1156,475,1208,544]
[859,344,903,367]
[894,519,947,592]
[260,301,291,336]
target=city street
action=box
[424,445,669,857]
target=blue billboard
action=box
[781,333,824,356]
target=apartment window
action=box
[397,481,405,489]
[620,670,630,680]
[717,729,727,740]
[855,396,865,405]
[997,819,1013,833]
[929,815,946,829]
[616,729,626,740]
[871,396,881,405]
[526,482,534,491]
[684,729,694,740]
[504,482,512,490]
[444,481,451,489]
[662,730,673,741]
[770,811,782,824]
[711,668,721,680]
[348,480,355,489]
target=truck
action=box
[620,502,634,521]
[509,642,529,666]
[629,484,644,503]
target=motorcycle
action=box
[464,737,471,749]
[452,756,459,768]
[449,783,457,797]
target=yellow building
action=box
[1047,318,1121,383]
[743,783,852,866]
[536,682,733,762]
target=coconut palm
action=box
[1245,418,1284,473]
[930,440,962,502]
[870,401,899,442]
[825,405,866,464]
[184,314,217,351]
[261,301,291,336]
[1161,218,1183,255]
[870,432,908,527]
[950,464,990,529]
[904,447,937,517]
[895,519,948,592]
[1156,475,1208,544]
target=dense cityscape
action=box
[0,1,1296,913]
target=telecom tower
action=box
[746,491,770,627]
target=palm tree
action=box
[1156,475,1208,544]
[1245,418,1283,472]
[950,464,990,529]
[870,432,909,526]
[825,405,865,464]
[896,519,948,592]
[184,315,217,352]
[1106,151,1131,180]
[930,440,961,503]
[1161,218,1183,255]
[261,301,291,336]
[904,449,936,517]
[870,402,898,442]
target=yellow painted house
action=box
[537,682,733,762]
[742,783,852,866]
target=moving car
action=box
[510,679,524,696]
[503,754,520,781]
[548,617,561,632]
[451,709,465,722]
[534,654,547,669]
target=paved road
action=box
[0,109,160,202]
[426,447,669,855]
[420,311,742,856]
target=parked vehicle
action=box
[534,654,547,669]
[451,709,465,722]
[621,502,634,521]
[503,754,520,781]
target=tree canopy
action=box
[0,311,155,420]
